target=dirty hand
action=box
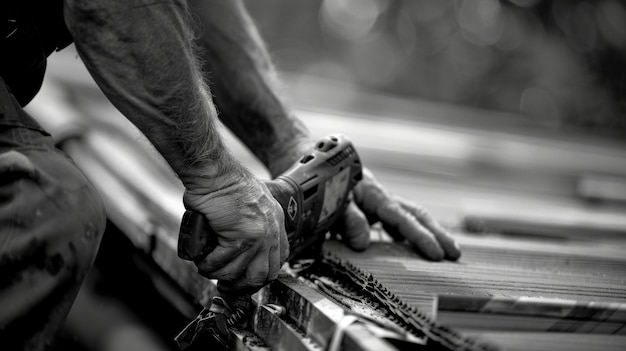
[334,168,461,261]
[182,174,289,294]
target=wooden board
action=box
[323,234,626,350]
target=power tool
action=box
[174,134,363,349]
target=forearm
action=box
[187,0,312,177]
[64,0,242,188]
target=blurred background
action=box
[246,0,626,136]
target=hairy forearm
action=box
[64,0,242,187]
[187,0,312,177]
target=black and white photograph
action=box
[2,1,625,350]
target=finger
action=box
[397,197,461,260]
[341,202,370,251]
[227,247,270,293]
[378,201,445,261]
[195,241,256,280]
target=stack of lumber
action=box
[323,233,626,351]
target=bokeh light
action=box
[319,0,387,41]
[247,0,626,136]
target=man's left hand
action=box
[335,168,461,261]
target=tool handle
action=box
[178,210,218,261]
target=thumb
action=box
[333,202,370,251]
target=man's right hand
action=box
[182,174,289,294]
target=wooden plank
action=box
[577,174,626,203]
[437,295,626,334]
[461,203,626,240]
[324,237,626,305]
[322,235,626,350]
[465,332,626,351]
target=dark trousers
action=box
[0,76,106,350]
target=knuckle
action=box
[379,200,393,213]
[380,200,402,218]
[413,204,430,218]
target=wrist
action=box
[267,134,313,178]
[180,151,252,194]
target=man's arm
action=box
[63,0,289,292]
[63,0,225,182]
[186,0,312,178]
[187,0,461,260]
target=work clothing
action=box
[1,3,104,350]
[1,0,72,105]
[0,75,106,350]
